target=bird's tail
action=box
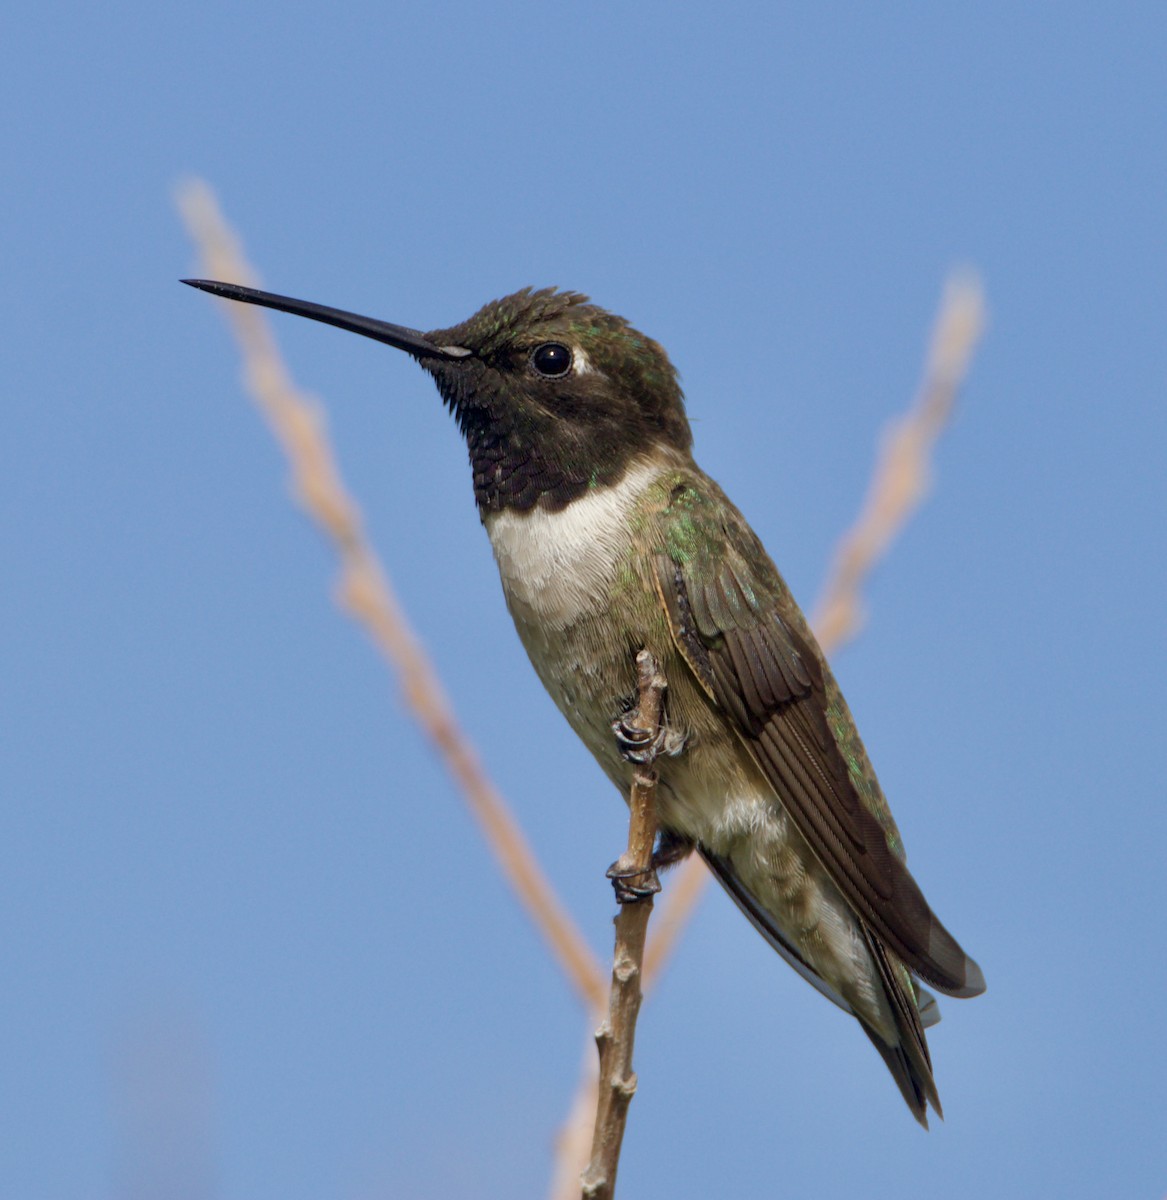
[702,846,945,1126]
[860,926,942,1128]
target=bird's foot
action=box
[606,854,662,904]
[611,714,687,764]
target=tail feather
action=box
[861,925,941,1127]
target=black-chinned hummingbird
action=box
[183,278,984,1125]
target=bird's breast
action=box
[482,458,664,629]
[481,458,681,771]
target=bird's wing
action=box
[652,482,984,998]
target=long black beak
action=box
[181,279,471,360]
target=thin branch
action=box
[811,272,986,646]
[580,651,666,1200]
[550,269,987,1196]
[175,178,608,1015]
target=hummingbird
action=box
[183,278,985,1125]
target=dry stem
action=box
[580,651,666,1200]
[811,273,986,646]
[551,269,987,1198]
[176,178,608,1015]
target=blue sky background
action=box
[3,4,1165,1198]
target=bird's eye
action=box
[530,342,573,377]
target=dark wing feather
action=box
[654,486,984,999]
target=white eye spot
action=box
[572,347,598,375]
[530,342,603,379]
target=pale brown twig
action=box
[175,178,609,1015]
[580,651,666,1200]
[550,269,987,1197]
[811,273,986,645]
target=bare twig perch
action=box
[581,650,667,1200]
[176,179,608,1014]
[551,270,987,1200]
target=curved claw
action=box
[611,716,687,764]
[606,856,662,904]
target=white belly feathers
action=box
[483,459,662,627]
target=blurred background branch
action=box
[177,179,609,1015]
[811,272,986,647]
